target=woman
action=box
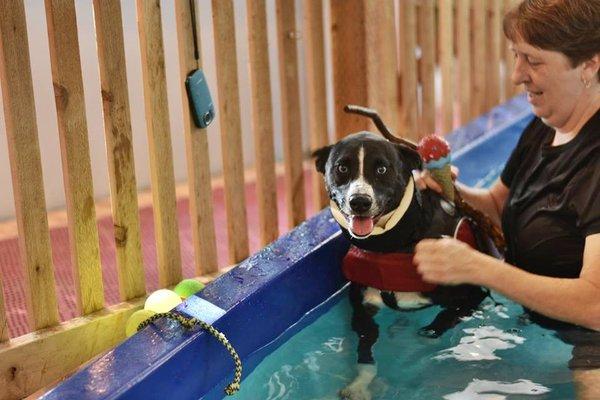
[413,0,599,397]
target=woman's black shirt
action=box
[501,109,600,278]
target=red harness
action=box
[342,218,478,292]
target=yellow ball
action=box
[144,289,183,313]
[125,309,156,337]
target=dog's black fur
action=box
[314,132,491,400]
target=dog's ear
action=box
[312,145,333,174]
[396,144,423,171]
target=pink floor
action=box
[0,170,321,338]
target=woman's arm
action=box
[414,233,600,331]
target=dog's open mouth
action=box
[349,216,376,237]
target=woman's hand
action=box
[412,165,459,193]
[414,237,487,285]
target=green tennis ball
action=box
[125,309,156,337]
[173,279,205,299]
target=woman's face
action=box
[510,40,585,130]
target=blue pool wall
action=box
[42,95,533,400]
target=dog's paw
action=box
[417,326,443,338]
[338,385,372,400]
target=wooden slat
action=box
[487,0,502,109]
[471,0,487,117]
[302,0,329,211]
[276,0,306,228]
[400,0,419,139]
[0,0,59,331]
[0,272,7,342]
[211,0,250,263]
[457,0,471,124]
[502,0,513,101]
[418,0,435,135]
[364,1,399,135]
[174,0,219,273]
[330,0,369,138]
[136,0,183,286]
[246,0,279,245]
[45,0,104,315]
[93,0,146,300]
[438,0,454,133]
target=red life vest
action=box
[342,218,478,292]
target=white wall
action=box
[0,0,333,221]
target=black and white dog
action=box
[313,131,491,400]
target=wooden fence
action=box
[0,0,519,398]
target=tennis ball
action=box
[173,279,205,299]
[144,289,183,313]
[125,309,156,337]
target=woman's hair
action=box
[503,0,600,80]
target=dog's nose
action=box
[349,194,373,213]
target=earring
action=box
[582,79,591,89]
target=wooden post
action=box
[45,0,104,315]
[400,0,419,140]
[303,0,329,211]
[0,0,59,331]
[93,0,146,300]
[174,0,219,273]
[246,0,280,244]
[438,0,454,133]
[137,0,183,286]
[212,0,250,263]
[457,0,471,124]
[418,0,436,135]
[487,0,502,109]
[276,0,306,228]
[331,0,399,139]
[331,0,369,138]
[0,272,7,342]
[471,0,487,117]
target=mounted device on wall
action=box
[185,0,215,129]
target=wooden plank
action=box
[457,0,471,124]
[400,0,419,139]
[0,299,144,400]
[136,0,183,286]
[502,0,513,101]
[45,0,104,315]
[418,0,435,135]
[0,272,7,342]
[302,0,329,211]
[246,0,279,244]
[471,0,487,117]
[276,0,306,228]
[364,1,399,135]
[93,0,146,300]
[211,0,250,263]
[330,0,369,138]
[438,0,454,133]
[174,0,219,273]
[0,0,59,331]
[487,0,502,109]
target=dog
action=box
[313,131,491,400]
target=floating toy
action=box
[144,289,183,313]
[418,134,454,202]
[173,279,205,299]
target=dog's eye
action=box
[376,166,387,175]
[337,165,348,174]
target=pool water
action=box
[229,292,575,400]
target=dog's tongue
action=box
[350,216,374,237]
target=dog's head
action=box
[313,131,422,238]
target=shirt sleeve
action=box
[500,117,540,188]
